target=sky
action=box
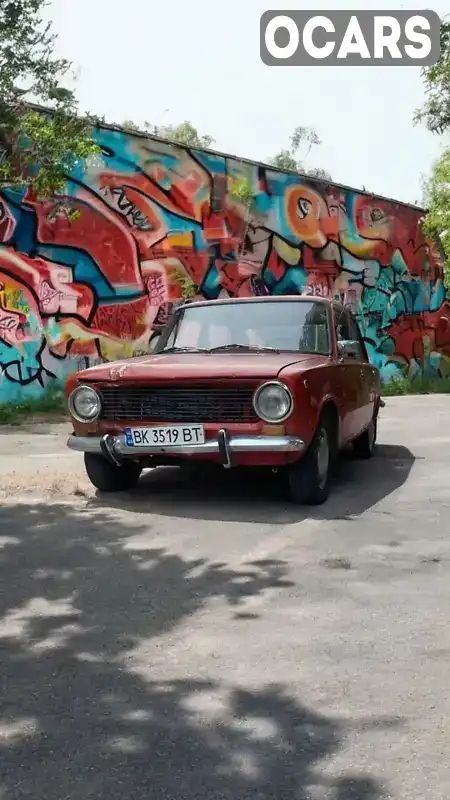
[47,0,449,206]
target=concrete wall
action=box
[0,124,449,403]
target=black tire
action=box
[84,453,142,492]
[353,416,377,459]
[287,418,333,505]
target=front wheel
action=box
[352,417,377,459]
[287,420,332,505]
[84,453,142,492]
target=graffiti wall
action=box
[0,123,449,403]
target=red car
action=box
[65,296,381,505]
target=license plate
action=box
[124,425,205,447]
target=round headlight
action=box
[69,385,101,422]
[253,381,293,423]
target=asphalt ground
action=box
[0,394,449,799]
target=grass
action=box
[0,387,67,425]
[381,374,450,396]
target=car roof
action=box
[182,295,334,309]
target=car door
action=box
[345,310,373,436]
[346,310,378,433]
[334,306,364,441]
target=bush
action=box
[0,387,67,425]
[381,374,450,396]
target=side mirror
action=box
[337,340,360,359]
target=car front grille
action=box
[98,385,259,424]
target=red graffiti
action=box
[386,303,450,364]
[90,296,151,341]
[0,130,448,389]
[25,192,144,294]
[0,248,94,321]
[146,271,167,306]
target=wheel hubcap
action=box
[316,431,330,488]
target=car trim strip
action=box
[67,434,306,458]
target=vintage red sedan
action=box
[65,296,381,505]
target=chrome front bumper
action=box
[67,431,305,468]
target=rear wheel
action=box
[353,416,377,459]
[287,418,332,505]
[84,453,142,492]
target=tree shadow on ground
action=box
[0,501,397,799]
[87,444,415,524]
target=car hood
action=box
[77,351,326,383]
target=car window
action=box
[165,318,201,350]
[334,307,363,360]
[333,306,351,341]
[346,312,365,361]
[158,300,332,355]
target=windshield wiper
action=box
[160,346,208,354]
[207,344,281,353]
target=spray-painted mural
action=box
[0,124,449,403]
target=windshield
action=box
[157,300,331,355]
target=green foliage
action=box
[421,149,450,288]
[0,385,66,425]
[229,175,256,209]
[291,125,321,151]
[179,275,196,299]
[167,264,197,300]
[121,120,143,133]
[381,373,450,396]
[121,119,215,149]
[415,19,450,134]
[155,121,215,149]
[267,126,332,181]
[415,19,450,289]
[307,167,334,181]
[268,149,298,172]
[228,175,257,259]
[0,0,99,197]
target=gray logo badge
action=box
[260,10,440,66]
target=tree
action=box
[121,119,215,149]
[0,0,99,198]
[422,150,450,288]
[268,149,299,172]
[307,167,334,181]
[414,18,450,134]
[267,126,332,181]
[415,15,450,288]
